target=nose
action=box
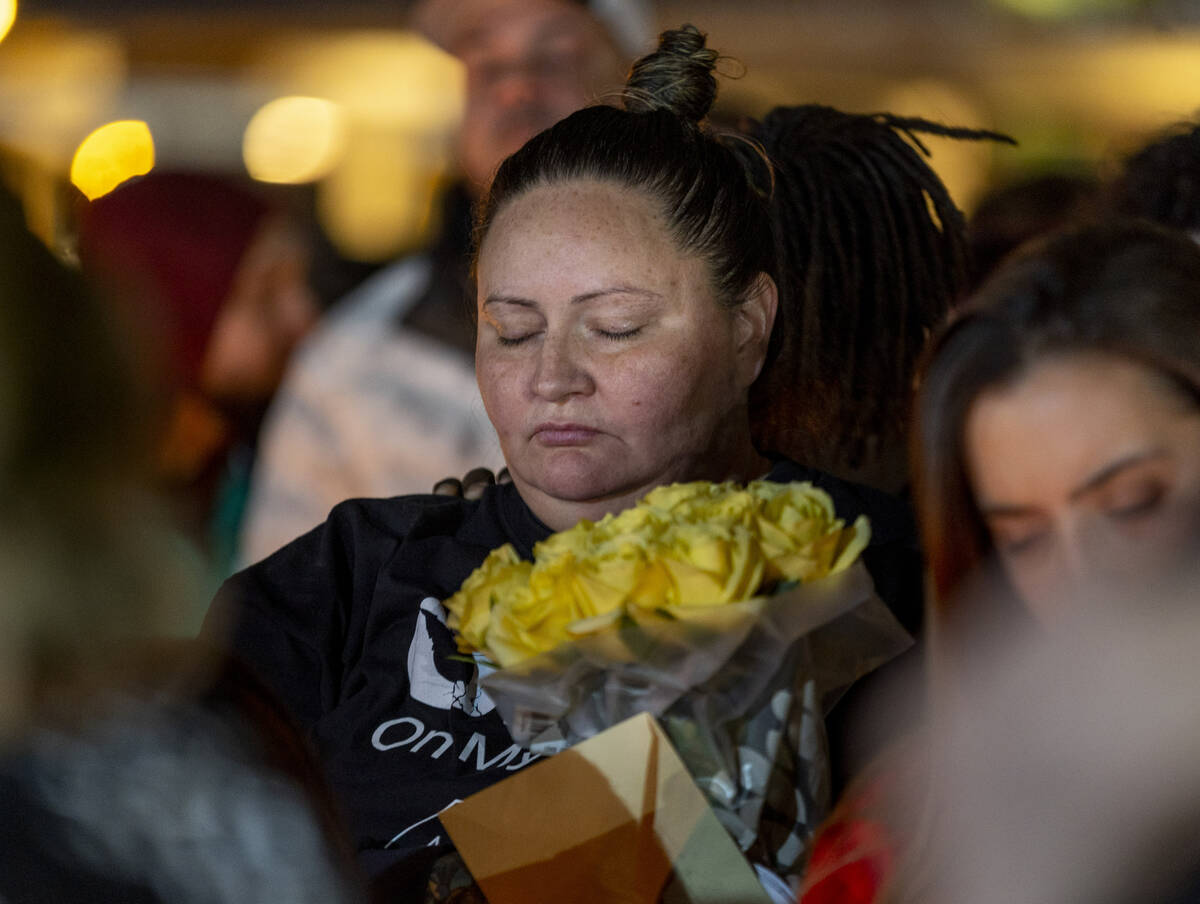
[532,332,593,402]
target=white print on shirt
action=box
[407,597,496,716]
[383,799,462,850]
[371,715,541,771]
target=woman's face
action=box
[965,351,1200,624]
[475,179,771,528]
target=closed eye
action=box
[986,515,1050,557]
[596,326,642,341]
[496,333,537,347]
[998,532,1047,556]
[1109,486,1164,519]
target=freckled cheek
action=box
[604,358,702,435]
[476,357,528,435]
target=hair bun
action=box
[623,24,718,124]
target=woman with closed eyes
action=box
[913,218,1200,633]
[800,219,1200,904]
[203,24,988,898]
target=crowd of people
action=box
[4,0,1200,901]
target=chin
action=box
[520,460,640,506]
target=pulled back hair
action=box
[475,24,1008,489]
[476,24,774,317]
[913,220,1200,628]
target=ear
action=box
[732,272,778,388]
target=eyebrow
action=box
[482,287,664,309]
[978,448,1169,519]
[1067,448,1168,501]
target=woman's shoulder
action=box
[237,481,542,585]
[321,481,543,555]
[324,492,480,538]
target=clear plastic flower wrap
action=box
[444,480,914,879]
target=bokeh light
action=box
[69,120,155,201]
[990,0,1130,19]
[0,0,17,45]
[881,79,995,215]
[251,31,464,259]
[243,95,346,184]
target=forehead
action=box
[478,179,703,296]
[965,351,1191,501]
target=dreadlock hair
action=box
[746,106,1015,492]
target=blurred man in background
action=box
[238,0,648,565]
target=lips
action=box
[531,422,599,446]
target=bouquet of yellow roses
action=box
[444,479,911,879]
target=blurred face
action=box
[965,352,1200,625]
[450,0,623,190]
[476,179,772,529]
[200,218,319,407]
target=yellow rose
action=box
[627,558,679,609]
[748,482,871,581]
[831,514,871,573]
[599,502,660,537]
[572,549,645,617]
[689,488,758,527]
[446,478,872,666]
[444,544,530,652]
[486,570,581,667]
[640,481,715,513]
[656,522,765,606]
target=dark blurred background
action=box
[3,0,1200,262]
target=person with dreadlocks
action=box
[745,107,1014,497]
[726,107,1012,799]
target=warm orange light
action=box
[69,120,155,201]
[990,0,1128,19]
[0,0,16,44]
[243,95,346,184]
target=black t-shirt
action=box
[206,460,922,891]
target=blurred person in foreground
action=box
[917,556,1200,904]
[0,185,363,903]
[205,25,935,900]
[77,170,321,594]
[799,219,1200,903]
[237,0,644,565]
